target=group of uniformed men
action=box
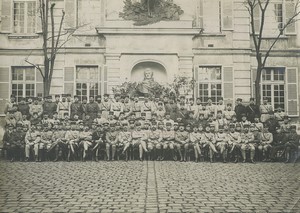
[2,93,299,163]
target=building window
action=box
[274,3,283,32]
[261,67,285,110]
[76,66,100,101]
[11,67,43,102]
[13,1,36,33]
[196,66,222,104]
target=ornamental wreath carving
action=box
[119,0,184,26]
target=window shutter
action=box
[223,66,234,105]
[194,66,199,98]
[253,5,260,33]
[286,67,299,116]
[103,65,108,94]
[252,67,257,97]
[222,0,233,30]
[64,67,75,96]
[100,0,106,26]
[64,0,76,29]
[285,0,296,34]
[196,0,204,28]
[0,67,10,114]
[98,66,102,95]
[36,0,42,33]
[1,0,12,33]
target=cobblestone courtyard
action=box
[0,161,299,213]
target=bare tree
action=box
[25,0,76,96]
[245,0,300,105]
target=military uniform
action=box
[29,98,43,117]
[202,125,217,162]
[43,96,57,118]
[215,127,229,162]
[234,98,246,122]
[175,125,190,161]
[132,99,142,119]
[240,124,255,163]
[86,97,99,121]
[131,122,148,161]
[258,125,273,161]
[284,126,299,163]
[25,126,42,161]
[227,124,242,162]
[57,95,70,119]
[141,99,152,120]
[79,126,93,161]
[40,125,53,161]
[65,124,80,161]
[105,124,118,161]
[246,98,260,123]
[189,127,202,162]
[111,95,123,118]
[70,96,84,120]
[260,98,273,123]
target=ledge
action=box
[8,34,39,39]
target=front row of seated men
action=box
[3,115,299,164]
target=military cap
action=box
[16,122,23,127]
[254,114,260,118]
[19,97,26,101]
[46,95,52,99]
[283,115,289,119]
[165,122,172,126]
[135,121,142,126]
[178,122,185,127]
[231,114,237,118]
[158,121,164,125]
[103,121,110,125]
[218,125,224,130]
[227,103,232,106]
[89,95,95,98]
[110,123,115,127]
[10,94,16,98]
[62,94,67,98]
[36,122,42,126]
[141,112,146,116]
[43,123,49,128]
[219,97,223,100]
[121,121,128,126]
[158,102,163,105]
[235,123,241,127]
[36,132,41,136]
[96,123,102,126]
[78,121,84,125]
[241,113,247,117]
[66,94,71,97]
[74,95,79,98]
[151,121,157,125]
[243,124,250,128]
[268,110,274,115]
[55,94,60,98]
[263,97,268,100]
[250,123,255,128]
[229,123,235,128]
[236,98,242,101]
[250,98,255,101]
[104,94,109,97]
[82,96,87,100]
[128,120,135,124]
[209,123,215,127]
[290,125,297,130]
[179,95,185,99]
[96,95,101,99]
[173,122,179,126]
[217,110,222,113]
[196,97,201,100]
[109,111,114,115]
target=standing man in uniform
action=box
[260,97,273,123]
[246,98,260,123]
[70,95,83,120]
[234,98,246,122]
[86,96,99,121]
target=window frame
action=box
[75,65,102,102]
[11,66,43,102]
[195,65,223,104]
[13,0,36,34]
[261,67,286,111]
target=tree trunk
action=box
[255,63,263,106]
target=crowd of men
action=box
[2,94,299,163]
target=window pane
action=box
[27,2,36,33]
[198,67,210,81]
[25,67,35,80]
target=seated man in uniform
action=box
[105,123,118,161]
[161,122,176,161]
[119,123,133,161]
[227,123,242,163]
[189,125,202,162]
[147,123,162,161]
[202,124,218,163]
[284,125,299,163]
[65,122,80,162]
[240,124,256,163]
[215,125,229,163]
[258,124,273,161]
[175,123,190,162]
[131,122,148,161]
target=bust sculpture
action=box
[136,68,160,96]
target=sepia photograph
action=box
[0,0,299,212]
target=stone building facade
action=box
[0,0,299,118]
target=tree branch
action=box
[25,59,45,79]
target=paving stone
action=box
[0,161,299,213]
